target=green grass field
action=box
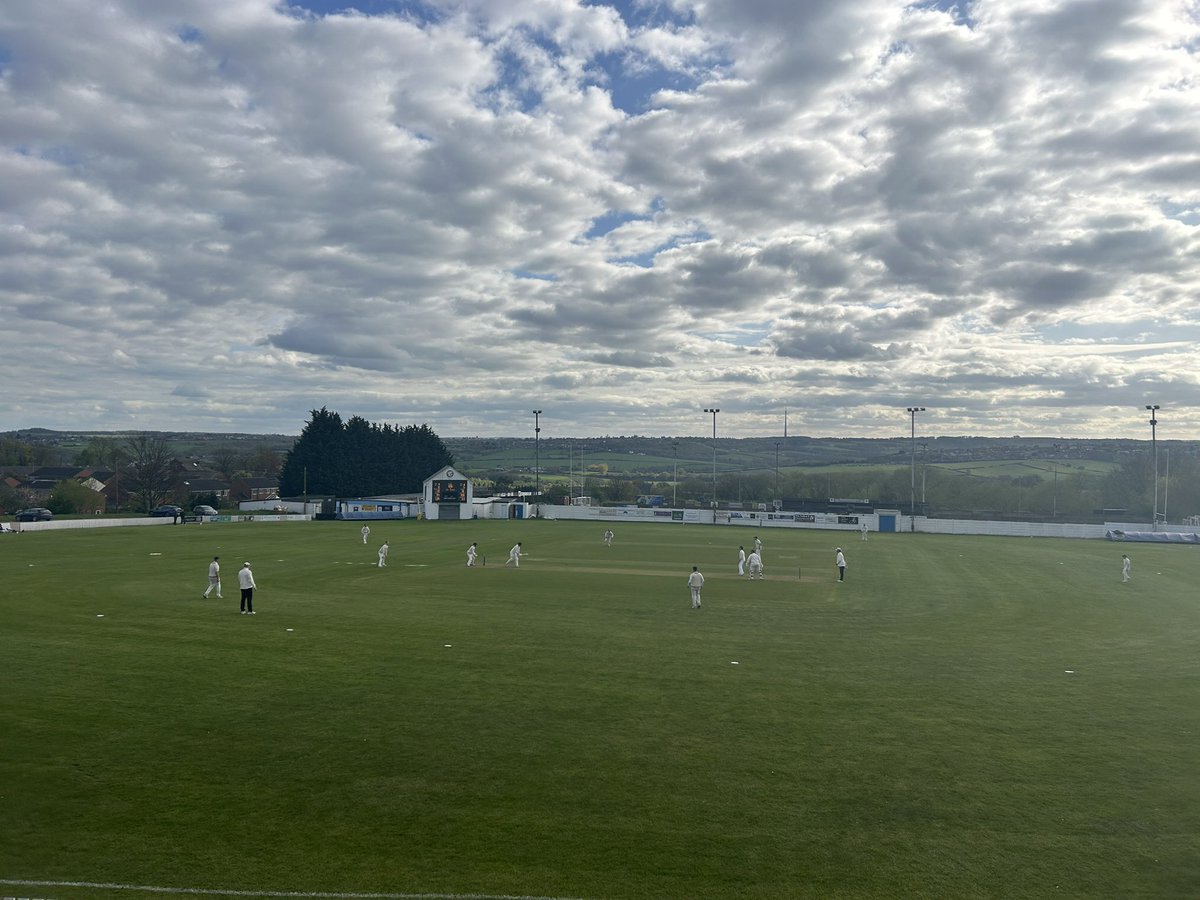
[3,520,1198,900]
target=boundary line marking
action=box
[0,881,592,900]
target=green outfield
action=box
[3,520,1198,900]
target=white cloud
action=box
[1,0,1198,439]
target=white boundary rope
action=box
[0,880,591,900]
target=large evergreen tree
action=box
[278,409,453,497]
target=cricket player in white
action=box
[1122,554,1131,582]
[203,556,222,598]
[737,546,746,576]
[747,551,763,579]
[467,542,478,567]
[378,541,389,567]
[836,548,846,582]
[861,521,869,541]
[753,535,762,555]
[505,542,522,567]
[688,566,705,608]
[603,529,614,546]
[361,524,371,545]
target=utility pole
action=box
[774,440,781,500]
[1146,404,1159,528]
[672,441,679,509]
[703,408,720,512]
[906,407,925,532]
[532,410,542,503]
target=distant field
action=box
[936,459,1117,479]
[453,446,1118,483]
[455,446,721,476]
[3,520,1198,899]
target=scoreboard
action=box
[432,479,467,503]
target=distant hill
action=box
[4,428,297,459]
[8,428,1190,521]
[3,428,1184,479]
[443,434,1174,480]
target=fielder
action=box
[467,542,478,567]
[1121,554,1131,583]
[378,540,389,568]
[361,524,371,545]
[203,556,222,599]
[688,565,705,609]
[737,545,746,576]
[747,550,763,579]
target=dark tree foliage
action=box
[0,482,28,514]
[0,436,55,466]
[278,408,453,498]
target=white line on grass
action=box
[0,880,592,900]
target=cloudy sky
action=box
[2,0,1199,440]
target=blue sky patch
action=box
[591,53,702,114]
[699,323,772,348]
[37,145,83,167]
[283,0,443,25]
[585,209,645,240]
[583,2,707,114]
[512,269,558,282]
[609,223,711,267]
[583,0,697,31]
[908,0,977,28]
[585,196,664,239]
[485,43,547,114]
[1160,201,1200,226]
[609,250,658,268]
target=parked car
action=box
[150,505,184,517]
[15,507,54,522]
[192,505,219,517]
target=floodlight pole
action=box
[672,440,679,509]
[1146,404,1159,529]
[907,407,925,533]
[774,440,781,500]
[533,409,542,506]
[704,408,720,514]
